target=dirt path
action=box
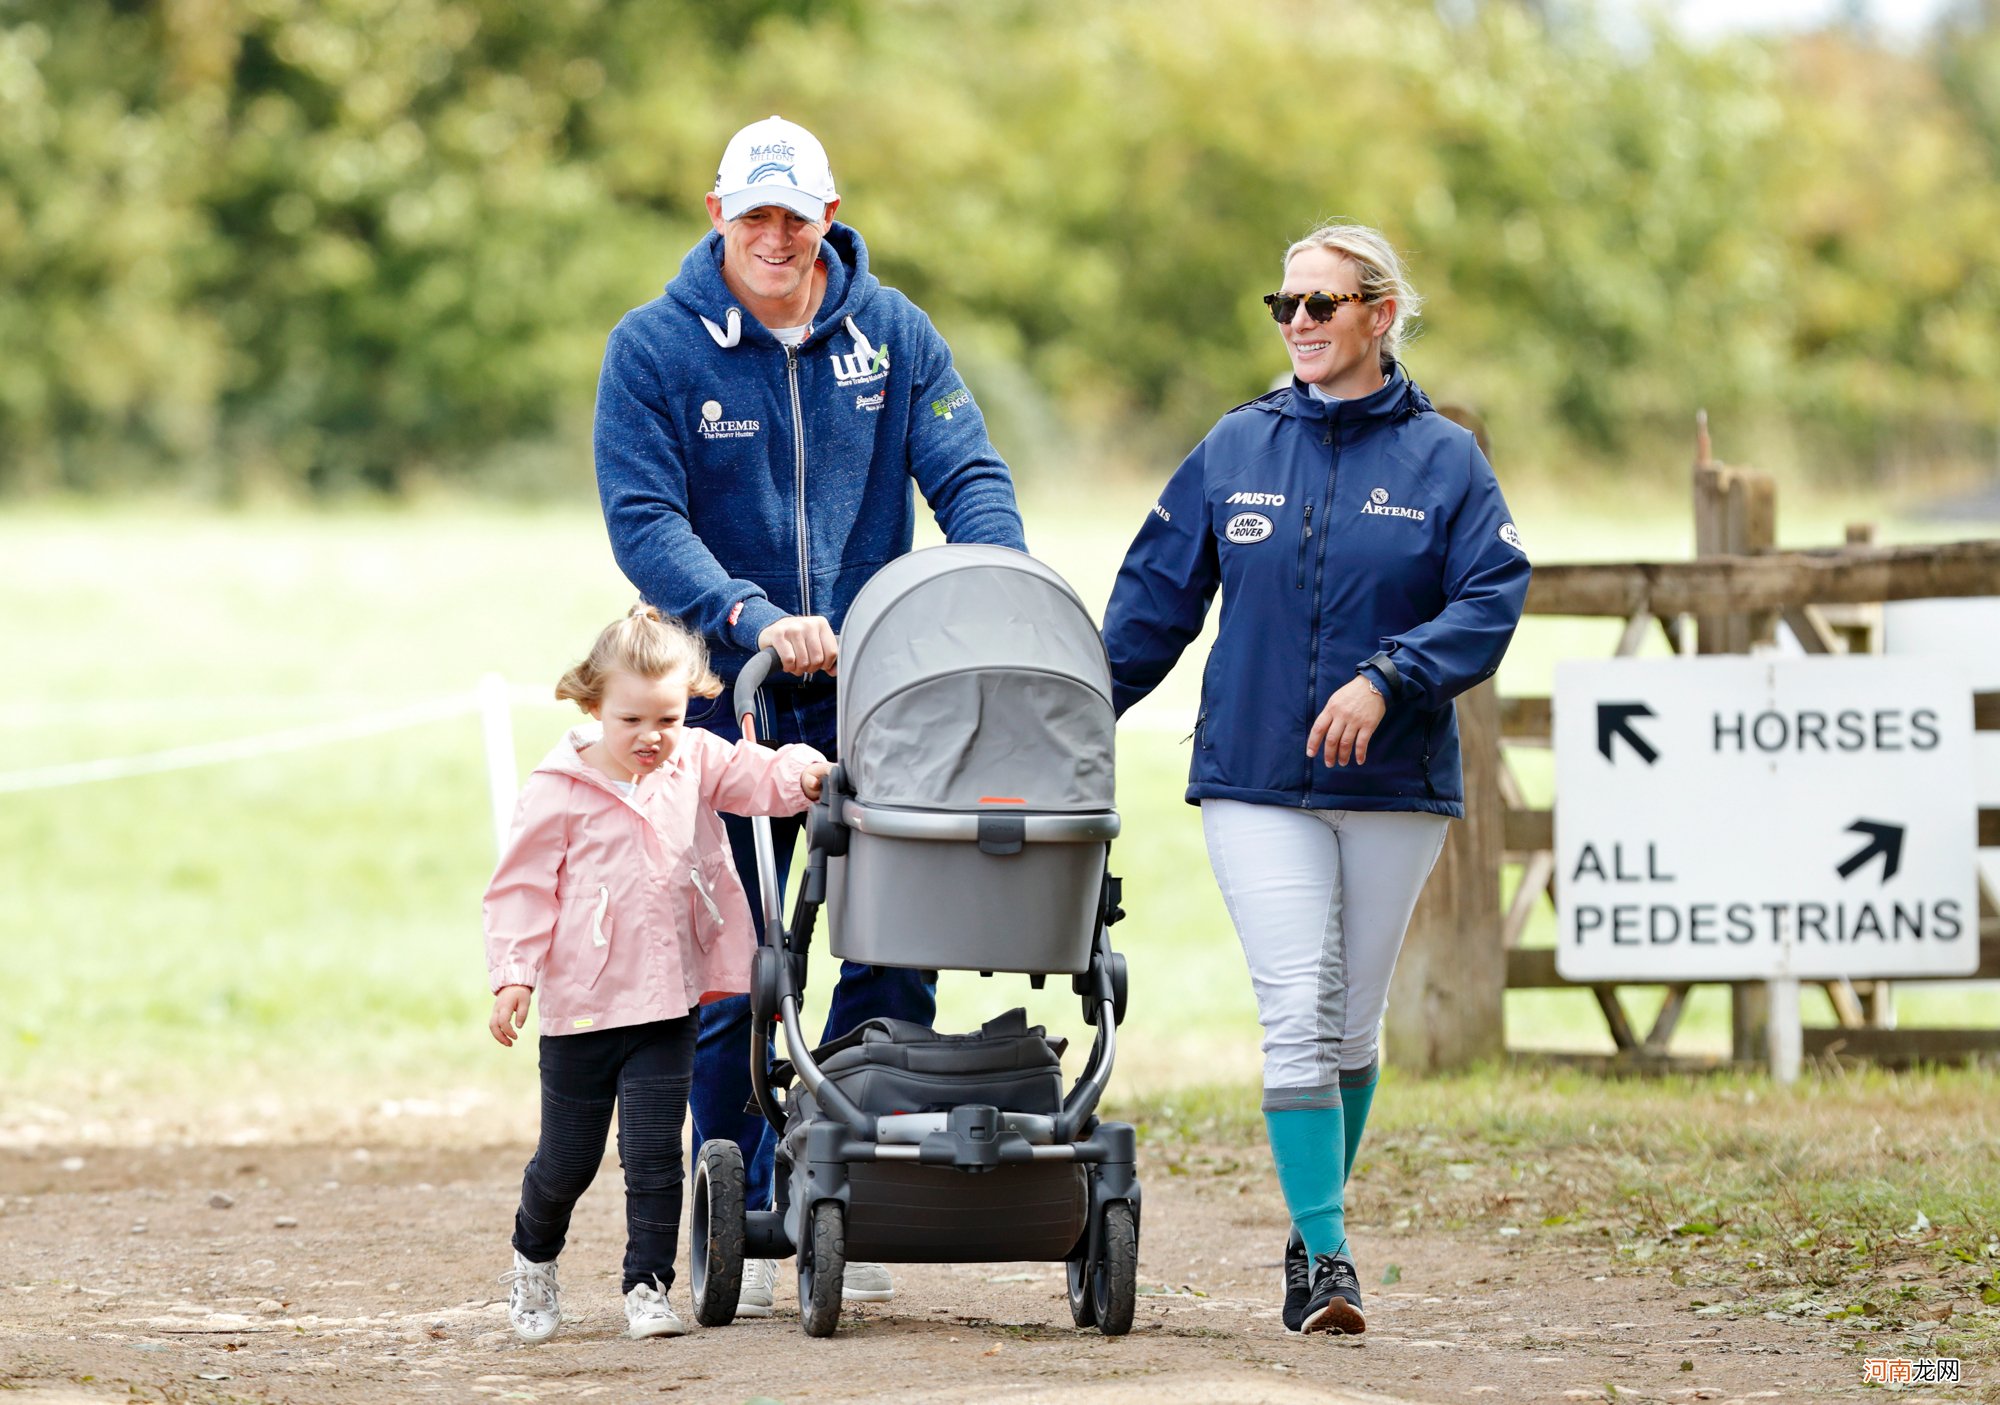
[0,1140,1943,1404]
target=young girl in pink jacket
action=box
[484,604,828,1343]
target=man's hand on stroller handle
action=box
[758,615,839,677]
[489,986,532,1046]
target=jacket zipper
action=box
[1303,420,1339,799]
[1295,502,1313,590]
[785,346,812,617]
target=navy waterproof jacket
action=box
[1102,367,1530,817]
[594,223,1026,699]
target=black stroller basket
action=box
[686,546,1141,1338]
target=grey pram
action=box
[686,545,1140,1337]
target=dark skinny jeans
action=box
[512,1016,697,1294]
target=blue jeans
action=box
[690,809,936,1212]
[513,1016,697,1292]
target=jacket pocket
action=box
[688,861,729,953]
[558,884,616,989]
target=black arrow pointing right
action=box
[1837,819,1905,882]
[1596,702,1659,765]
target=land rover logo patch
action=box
[1225,512,1273,544]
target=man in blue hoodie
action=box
[592,116,1027,1312]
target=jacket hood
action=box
[1268,361,1434,429]
[530,723,679,800]
[663,222,874,351]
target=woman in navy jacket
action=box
[1103,224,1529,1335]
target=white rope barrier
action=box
[0,692,480,795]
[0,678,1191,861]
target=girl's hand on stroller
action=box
[489,986,533,1046]
[758,615,839,677]
[800,761,832,802]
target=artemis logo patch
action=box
[1225,491,1286,507]
[1359,486,1426,522]
[698,399,761,440]
[931,388,972,420]
[1499,522,1524,550]
[1225,512,1273,544]
[1150,502,1171,524]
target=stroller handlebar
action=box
[733,646,781,736]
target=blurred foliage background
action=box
[4,0,1999,498]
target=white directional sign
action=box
[1555,657,1978,982]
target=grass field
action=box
[2,480,1996,1145]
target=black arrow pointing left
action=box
[1837,820,1905,882]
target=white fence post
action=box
[477,673,517,855]
[1766,977,1802,1085]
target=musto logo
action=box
[698,400,761,441]
[1225,512,1273,544]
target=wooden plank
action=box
[1500,695,1550,744]
[1803,1027,2000,1068]
[1526,540,2000,618]
[1783,603,1843,655]
[1615,610,1654,657]
[1982,807,1999,847]
[1501,850,1555,949]
[1977,691,2000,732]
[1736,472,1779,650]
[1824,978,1867,1029]
[1644,984,1691,1053]
[1387,682,1504,1072]
[1504,808,1553,853]
[1594,986,1640,1052]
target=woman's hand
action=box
[489,986,533,1046]
[800,760,831,802]
[1307,674,1387,767]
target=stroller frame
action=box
[687,646,1141,1337]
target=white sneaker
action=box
[735,1257,777,1318]
[499,1250,560,1344]
[842,1261,896,1302]
[624,1277,688,1339]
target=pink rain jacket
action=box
[484,724,823,1037]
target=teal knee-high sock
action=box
[1263,1106,1345,1262]
[1340,1065,1380,1185]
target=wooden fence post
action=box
[1695,455,1779,1062]
[1386,679,1505,1072]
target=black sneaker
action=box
[1280,1228,1309,1332]
[1301,1252,1365,1335]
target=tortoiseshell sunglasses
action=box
[1262,290,1366,323]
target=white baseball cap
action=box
[714,115,838,223]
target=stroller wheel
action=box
[1091,1201,1138,1336]
[798,1200,847,1338]
[1065,1253,1097,1329]
[689,1140,746,1327]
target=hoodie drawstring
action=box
[701,309,742,348]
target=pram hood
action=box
[836,546,1114,813]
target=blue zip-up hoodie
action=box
[1102,367,1530,817]
[594,223,1026,687]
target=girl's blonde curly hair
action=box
[555,602,723,708]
